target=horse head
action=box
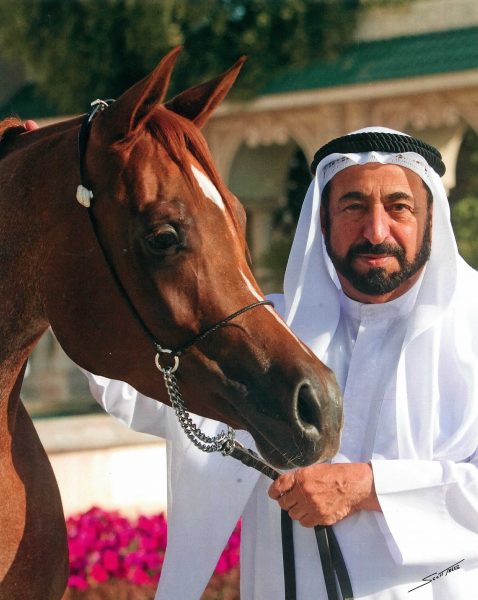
[16,49,343,468]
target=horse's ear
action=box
[99,46,182,138]
[165,56,246,128]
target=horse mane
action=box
[0,117,26,154]
[146,107,243,232]
[0,109,244,236]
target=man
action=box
[80,126,478,598]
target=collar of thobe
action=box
[338,270,424,324]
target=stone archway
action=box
[227,140,310,291]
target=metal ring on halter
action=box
[154,349,179,374]
[87,98,115,122]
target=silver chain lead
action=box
[158,359,236,455]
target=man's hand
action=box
[23,120,39,131]
[268,462,381,527]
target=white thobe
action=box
[238,286,478,599]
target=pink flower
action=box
[102,549,120,574]
[90,562,109,583]
[128,566,153,585]
[215,555,229,575]
[66,508,241,590]
[145,552,162,571]
[68,574,88,590]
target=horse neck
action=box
[0,120,80,412]
[0,356,31,446]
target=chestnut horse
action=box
[0,48,342,599]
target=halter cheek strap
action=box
[76,98,274,366]
[77,98,115,207]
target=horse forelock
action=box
[144,107,245,238]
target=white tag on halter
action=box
[76,184,93,207]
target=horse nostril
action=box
[296,382,321,433]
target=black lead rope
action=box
[231,442,354,600]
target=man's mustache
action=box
[347,241,405,260]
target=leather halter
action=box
[77,100,354,600]
[77,100,272,367]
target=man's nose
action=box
[363,205,390,245]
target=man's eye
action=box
[144,225,180,253]
[344,203,365,212]
[389,204,410,213]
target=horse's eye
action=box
[144,225,180,253]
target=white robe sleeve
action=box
[80,368,171,439]
[371,454,478,566]
[80,370,262,600]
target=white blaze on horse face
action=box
[191,165,225,211]
[275,314,314,357]
[240,270,264,302]
[240,270,314,357]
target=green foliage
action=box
[449,128,478,205]
[451,197,478,270]
[0,0,181,114]
[449,128,478,270]
[176,0,361,98]
[0,0,362,115]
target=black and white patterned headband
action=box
[311,131,446,177]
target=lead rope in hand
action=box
[230,441,354,600]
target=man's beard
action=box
[323,212,432,296]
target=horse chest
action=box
[0,400,68,599]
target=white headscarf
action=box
[281,126,478,462]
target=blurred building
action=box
[206,0,478,285]
[2,0,478,516]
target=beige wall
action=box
[35,414,168,517]
[356,0,478,41]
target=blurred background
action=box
[1,0,477,517]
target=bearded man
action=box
[81,127,478,599]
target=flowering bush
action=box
[62,507,240,600]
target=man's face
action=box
[321,163,432,303]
